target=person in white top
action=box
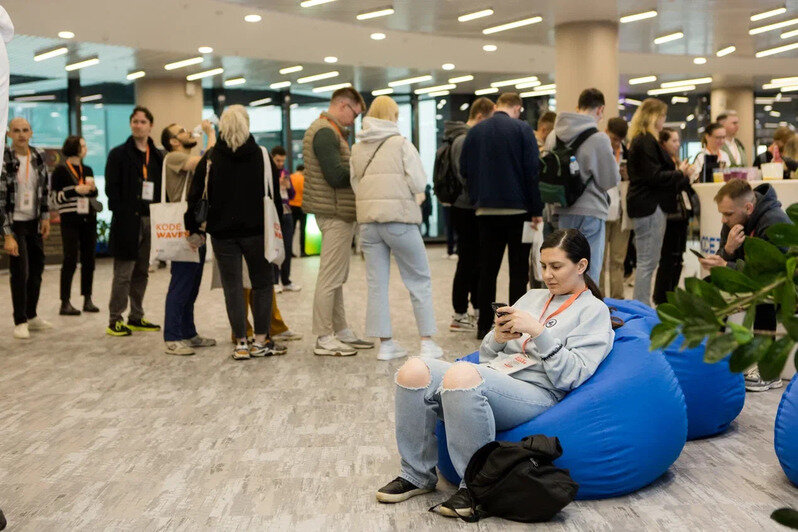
[717,111,747,167]
[690,122,731,182]
[350,95,442,360]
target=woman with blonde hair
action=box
[350,95,442,360]
[186,105,284,360]
[626,98,690,305]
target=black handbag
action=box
[193,151,212,228]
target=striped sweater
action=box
[51,163,98,222]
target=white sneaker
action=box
[283,283,302,292]
[165,342,195,356]
[419,340,443,359]
[446,253,458,261]
[335,329,375,349]
[377,341,408,361]
[27,317,52,331]
[273,330,303,342]
[314,336,357,356]
[274,284,284,294]
[13,323,30,339]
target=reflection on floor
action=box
[0,247,793,530]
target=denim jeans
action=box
[360,222,436,338]
[557,214,605,284]
[632,207,667,305]
[395,358,557,488]
[163,245,206,341]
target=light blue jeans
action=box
[632,207,667,305]
[558,214,605,283]
[360,223,436,338]
[395,358,557,488]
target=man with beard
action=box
[159,120,217,355]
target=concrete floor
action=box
[0,247,795,531]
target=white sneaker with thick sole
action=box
[377,342,409,361]
[274,284,284,294]
[13,323,30,339]
[314,337,357,356]
[27,317,53,331]
[273,330,303,342]
[283,283,302,292]
[449,314,476,332]
[419,340,444,359]
[165,342,195,356]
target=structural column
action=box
[711,87,755,163]
[135,79,203,147]
[554,21,619,125]
[66,74,82,137]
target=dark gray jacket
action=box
[443,120,472,209]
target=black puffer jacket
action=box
[186,135,281,239]
[719,183,792,263]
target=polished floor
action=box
[0,247,794,531]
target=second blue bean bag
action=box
[606,298,745,440]
[436,312,688,499]
[775,375,798,487]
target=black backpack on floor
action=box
[456,434,579,523]
[539,128,598,207]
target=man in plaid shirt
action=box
[1,117,52,339]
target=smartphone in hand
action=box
[689,249,706,260]
[491,302,509,317]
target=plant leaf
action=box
[787,203,798,225]
[673,289,722,327]
[650,322,678,351]
[704,333,738,363]
[743,303,757,330]
[758,336,795,381]
[744,237,787,273]
[782,316,798,342]
[780,257,798,321]
[728,322,754,344]
[684,277,727,308]
[729,335,773,373]
[656,303,685,324]
[766,223,798,248]
[771,507,798,529]
[710,267,760,294]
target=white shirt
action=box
[690,149,731,183]
[14,153,37,221]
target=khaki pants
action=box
[233,289,288,341]
[313,215,356,336]
[602,219,630,300]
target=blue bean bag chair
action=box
[436,310,688,499]
[775,375,798,487]
[606,298,745,440]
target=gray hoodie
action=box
[544,112,620,220]
[443,120,473,209]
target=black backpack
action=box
[432,136,462,204]
[447,434,579,523]
[539,128,598,207]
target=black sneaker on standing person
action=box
[127,318,161,332]
[249,339,287,357]
[106,321,132,337]
[376,477,434,503]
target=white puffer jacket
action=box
[350,117,427,224]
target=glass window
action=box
[418,98,439,237]
[8,102,69,148]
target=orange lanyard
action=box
[321,114,344,139]
[18,148,31,185]
[142,144,150,181]
[521,286,589,355]
[66,161,84,185]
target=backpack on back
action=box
[539,128,598,207]
[432,137,462,205]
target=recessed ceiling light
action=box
[520,89,557,98]
[80,94,102,102]
[716,45,736,57]
[535,84,556,91]
[661,77,712,88]
[244,14,262,22]
[312,82,352,93]
[372,88,395,96]
[370,32,387,40]
[324,56,338,63]
[780,84,798,92]
[13,94,56,102]
[297,71,339,83]
[58,31,75,39]
[389,75,432,87]
[65,57,99,71]
[427,91,450,98]
[770,110,782,117]
[249,97,273,107]
[483,44,498,52]
[781,28,798,39]
[515,80,541,89]
[624,98,642,106]
[300,0,336,6]
[270,81,292,89]
[458,9,494,22]
[491,75,538,88]
[164,57,204,70]
[483,16,542,34]
[34,46,68,62]
[751,7,787,21]
[648,85,696,95]
[685,113,695,120]
[629,75,657,85]
[448,75,474,83]
[186,67,224,81]
[756,41,798,57]
[750,18,798,35]
[620,10,658,23]
[126,70,146,81]
[693,57,707,64]
[772,76,798,84]
[475,87,499,95]
[224,77,246,87]
[198,46,213,54]
[671,96,689,104]
[357,6,395,20]
[442,63,455,71]
[654,32,684,44]
[279,65,303,74]
[459,103,469,111]
[415,84,457,95]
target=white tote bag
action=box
[149,159,200,263]
[261,147,285,266]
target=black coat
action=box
[626,132,688,219]
[105,136,163,260]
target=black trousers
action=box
[9,220,45,325]
[450,207,479,315]
[443,206,456,255]
[476,214,531,335]
[653,218,688,305]
[290,205,307,257]
[60,218,97,302]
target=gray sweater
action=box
[479,288,614,401]
[545,113,620,220]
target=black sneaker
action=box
[376,477,434,503]
[59,301,81,316]
[106,321,132,337]
[437,488,474,518]
[250,339,288,357]
[0,507,6,530]
[127,318,161,332]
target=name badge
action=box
[142,181,155,201]
[21,190,33,210]
[486,353,537,375]
[76,197,90,214]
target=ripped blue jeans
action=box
[394,357,557,489]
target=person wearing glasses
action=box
[689,122,730,183]
[158,120,217,356]
[302,86,375,357]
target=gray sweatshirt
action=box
[479,289,614,401]
[544,113,620,220]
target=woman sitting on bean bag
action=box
[376,229,615,517]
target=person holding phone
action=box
[377,229,614,518]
